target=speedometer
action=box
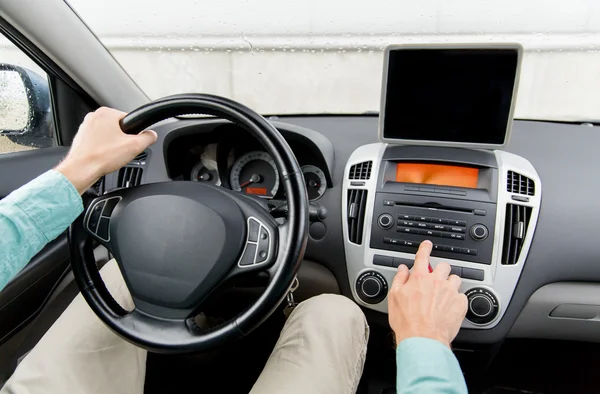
[301,165,327,200]
[230,151,280,199]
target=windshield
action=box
[69,0,599,122]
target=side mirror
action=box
[0,64,51,137]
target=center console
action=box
[342,144,540,328]
[342,43,541,329]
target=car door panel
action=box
[0,146,72,346]
[0,236,70,346]
[0,147,68,196]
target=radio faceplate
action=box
[370,192,496,264]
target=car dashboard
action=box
[102,115,600,346]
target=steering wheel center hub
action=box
[110,183,245,310]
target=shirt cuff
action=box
[7,170,83,242]
[396,337,468,394]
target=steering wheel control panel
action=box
[342,144,541,329]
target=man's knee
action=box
[295,294,367,334]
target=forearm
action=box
[396,337,467,394]
[0,170,82,291]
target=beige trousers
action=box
[1,260,369,394]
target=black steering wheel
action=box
[69,94,309,353]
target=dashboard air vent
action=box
[349,161,372,180]
[133,151,148,162]
[507,171,535,196]
[117,167,143,188]
[347,189,368,244]
[501,204,533,265]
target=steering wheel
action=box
[69,94,309,353]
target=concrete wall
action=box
[2,0,600,121]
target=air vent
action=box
[132,151,148,162]
[501,204,533,265]
[347,189,368,244]
[507,171,535,196]
[349,161,372,180]
[117,167,143,188]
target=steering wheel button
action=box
[256,227,270,262]
[102,197,120,217]
[87,202,105,233]
[248,219,260,242]
[239,243,257,266]
[256,250,268,264]
[97,217,110,241]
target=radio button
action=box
[373,255,394,267]
[463,248,478,255]
[383,237,393,244]
[423,230,442,237]
[447,246,459,253]
[450,226,466,233]
[416,216,428,222]
[398,214,415,220]
[416,222,428,228]
[448,219,467,226]
[449,233,465,240]
[433,244,446,252]
[397,227,416,234]
[399,220,416,227]
[404,240,419,247]
[390,238,402,245]
[462,267,485,281]
[433,224,448,231]
[383,200,395,206]
[441,232,452,239]
[450,265,462,276]
[430,217,445,224]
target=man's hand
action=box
[55,107,157,194]
[388,240,468,348]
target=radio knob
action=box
[465,288,499,325]
[356,271,388,304]
[469,295,494,318]
[470,224,489,241]
[378,214,394,229]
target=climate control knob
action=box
[378,214,394,229]
[465,288,499,325]
[470,224,489,241]
[356,271,388,304]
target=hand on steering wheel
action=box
[69,94,309,353]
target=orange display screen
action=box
[395,163,479,189]
[246,187,268,195]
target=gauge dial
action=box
[191,162,221,185]
[230,151,279,199]
[302,165,327,201]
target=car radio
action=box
[370,192,496,265]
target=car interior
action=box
[1,1,600,393]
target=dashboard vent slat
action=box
[349,161,372,180]
[347,189,368,244]
[501,203,533,265]
[133,151,148,162]
[507,171,535,196]
[117,166,144,189]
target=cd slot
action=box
[391,201,474,215]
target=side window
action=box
[0,34,55,153]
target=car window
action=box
[0,35,55,153]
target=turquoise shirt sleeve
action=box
[397,337,468,393]
[0,170,83,292]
